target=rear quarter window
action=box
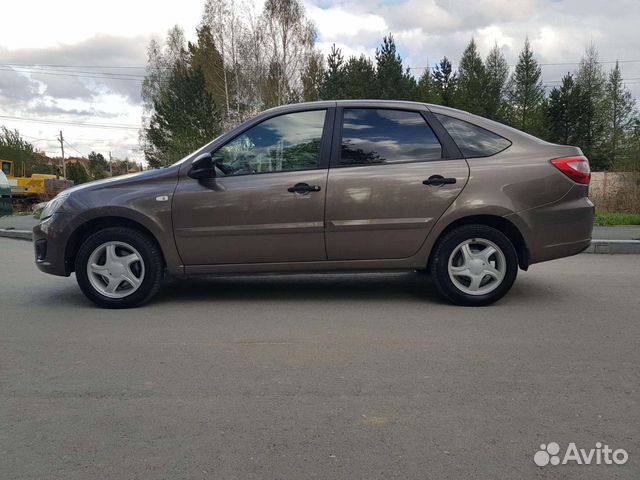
[435,113,511,158]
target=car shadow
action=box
[153,271,447,305]
[28,270,561,309]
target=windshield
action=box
[171,132,226,167]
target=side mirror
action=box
[188,153,216,180]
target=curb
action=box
[2,229,640,254]
[585,239,640,254]
[0,229,33,241]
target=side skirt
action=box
[183,257,420,276]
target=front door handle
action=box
[423,175,457,187]
[287,183,321,194]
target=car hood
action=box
[61,168,173,196]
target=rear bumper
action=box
[507,185,595,265]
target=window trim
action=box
[421,110,463,159]
[206,107,334,178]
[433,113,512,159]
[330,106,460,169]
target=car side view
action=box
[33,100,594,308]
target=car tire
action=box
[75,227,164,308]
[431,224,518,306]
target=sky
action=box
[0,0,639,162]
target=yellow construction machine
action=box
[0,159,73,203]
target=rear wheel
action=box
[431,224,518,306]
[75,227,164,308]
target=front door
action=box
[325,108,469,260]
[173,109,331,265]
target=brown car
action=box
[33,100,594,308]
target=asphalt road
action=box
[1,237,639,479]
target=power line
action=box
[0,67,145,82]
[6,67,640,87]
[63,138,86,157]
[16,133,55,143]
[5,59,640,68]
[0,66,147,78]
[0,63,148,70]
[408,59,640,70]
[4,59,640,73]
[0,114,140,130]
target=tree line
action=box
[142,0,639,171]
[0,127,136,185]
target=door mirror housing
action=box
[188,153,216,180]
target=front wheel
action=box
[75,227,164,308]
[431,224,518,306]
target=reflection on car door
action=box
[325,108,469,260]
[173,109,332,265]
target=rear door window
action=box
[435,113,511,158]
[338,109,442,166]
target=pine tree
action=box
[456,38,486,115]
[575,45,607,168]
[66,162,89,185]
[319,44,346,99]
[604,60,637,165]
[88,152,108,180]
[416,67,437,103]
[375,35,416,100]
[145,64,222,167]
[484,43,509,120]
[189,26,228,120]
[507,38,545,135]
[432,57,457,106]
[343,55,378,99]
[548,73,580,145]
[301,51,324,101]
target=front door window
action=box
[213,110,327,176]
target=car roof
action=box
[256,100,553,146]
[261,99,429,113]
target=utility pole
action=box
[58,130,66,179]
[109,151,113,177]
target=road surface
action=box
[1,237,639,479]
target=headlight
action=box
[40,193,70,220]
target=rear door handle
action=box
[287,183,321,194]
[423,175,457,187]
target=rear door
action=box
[325,107,469,260]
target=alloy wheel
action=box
[447,238,506,296]
[86,241,145,299]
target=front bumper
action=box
[33,213,75,276]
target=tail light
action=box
[551,156,591,185]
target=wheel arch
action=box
[65,216,166,274]
[426,214,530,273]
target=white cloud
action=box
[0,0,204,49]
[381,0,459,32]
[307,4,388,44]
[476,26,515,53]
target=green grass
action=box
[595,211,640,226]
